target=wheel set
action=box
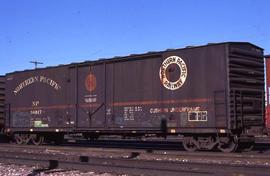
[13,134,44,145]
[182,135,254,152]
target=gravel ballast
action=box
[0,163,124,176]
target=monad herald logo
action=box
[13,76,61,95]
[159,56,187,90]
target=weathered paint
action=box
[265,55,270,129]
[0,76,5,128]
[4,42,265,135]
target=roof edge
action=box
[5,41,263,75]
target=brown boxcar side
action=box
[265,55,270,133]
[5,66,76,130]
[71,44,228,132]
[0,76,5,130]
[4,42,265,152]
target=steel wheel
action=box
[239,142,254,152]
[182,137,198,152]
[31,135,44,145]
[14,134,24,144]
[14,134,30,145]
[218,138,238,153]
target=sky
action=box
[0,0,269,75]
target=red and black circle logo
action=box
[85,73,96,92]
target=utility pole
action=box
[30,61,43,69]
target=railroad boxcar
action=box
[4,42,265,152]
[265,55,270,134]
[0,76,5,132]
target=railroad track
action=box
[1,148,270,176]
[0,143,270,175]
[1,141,270,159]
